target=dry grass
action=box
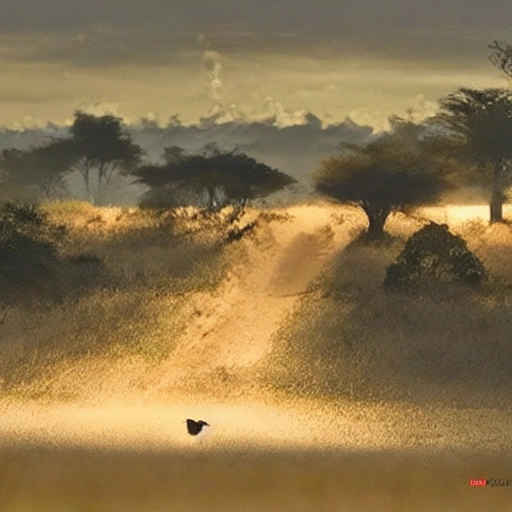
[1,445,511,512]
[0,289,192,400]
[0,201,237,398]
[5,200,512,406]
[2,201,512,511]
[263,206,512,408]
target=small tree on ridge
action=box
[314,122,449,238]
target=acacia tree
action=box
[314,123,448,238]
[0,203,103,324]
[70,111,143,205]
[436,88,512,223]
[134,144,296,211]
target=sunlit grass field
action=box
[2,396,512,512]
[2,200,512,511]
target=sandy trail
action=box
[153,205,358,390]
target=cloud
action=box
[0,19,508,73]
[0,29,201,68]
[0,13,508,132]
[195,39,319,129]
[127,114,375,185]
[0,114,375,189]
[203,49,223,105]
[256,97,310,128]
[0,0,511,37]
[73,99,122,117]
[406,94,439,123]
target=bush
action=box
[0,202,103,311]
[0,203,62,308]
[384,222,486,290]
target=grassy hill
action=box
[1,200,512,409]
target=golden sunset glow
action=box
[3,3,512,511]
[1,7,511,130]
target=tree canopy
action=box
[134,144,296,210]
[70,111,143,205]
[436,87,512,222]
[0,203,66,313]
[0,202,103,319]
[314,121,449,238]
[489,40,512,78]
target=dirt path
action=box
[153,204,360,392]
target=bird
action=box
[184,419,210,436]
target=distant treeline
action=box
[1,40,512,237]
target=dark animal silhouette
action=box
[185,419,209,436]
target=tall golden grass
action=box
[0,201,236,399]
[3,200,512,405]
[2,201,512,512]
[262,205,512,408]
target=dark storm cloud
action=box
[1,0,510,132]
[1,0,511,35]
[0,25,504,72]
[0,30,201,68]
[1,1,510,70]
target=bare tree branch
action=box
[489,40,512,78]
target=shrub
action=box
[384,222,486,290]
[0,203,63,308]
[0,202,103,311]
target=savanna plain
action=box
[1,200,512,511]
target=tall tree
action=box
[436,88,512,223]
[314,122,448,238]
[134,145,296,211]
[70,111,143,205]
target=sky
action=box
[1,1,511,131]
